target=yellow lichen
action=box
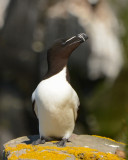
[92,135,125,145]
[20,150,69,160]
[5,143,125,160]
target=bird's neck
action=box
[43,58,70,82]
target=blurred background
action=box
[0,0,128,158]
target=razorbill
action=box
[32,33,88,146]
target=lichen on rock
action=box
[3,134,126,160]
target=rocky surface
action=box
[3,134,126,160]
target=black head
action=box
[47,33,88,60]
[45,33,88,79]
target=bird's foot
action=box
[32,137,46,145]
[54,138,67,147]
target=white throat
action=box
[49,66,67,81]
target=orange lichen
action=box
[5,143,125,160]
[19,150,69,160]
[92,135,125,145]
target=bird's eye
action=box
[61,38,67,46]
[62,42,66,46]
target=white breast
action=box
[33,67,79,139]
[35,67,79,110]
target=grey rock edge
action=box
[3,134,125,160]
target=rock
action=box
[3,134,125,160]
[115,149,126,159]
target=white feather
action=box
[33,67,79,139]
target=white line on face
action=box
[65,36,76,43]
